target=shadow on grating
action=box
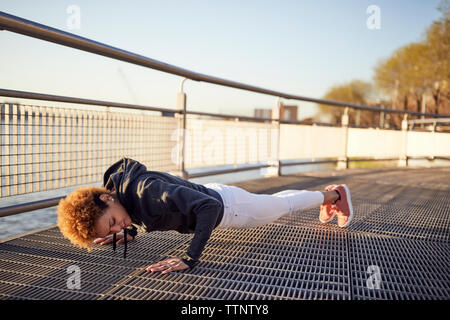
[0,166,449,300]
[275,182,450,242]
[113,225,351,300]
[0,229,191,300]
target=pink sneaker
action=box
[330,184,354,228]
[319,184,338,223]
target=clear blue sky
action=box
[0,0,443,118]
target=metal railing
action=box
[1,11,450,218]
[1,11,447,118]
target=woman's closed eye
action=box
[109,217,115,235]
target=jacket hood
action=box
[103,157,147,207]
[102,157,147,259]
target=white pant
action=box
[205,182,324,229]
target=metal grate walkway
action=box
[0,166,449,300]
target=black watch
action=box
[181,255,198,268]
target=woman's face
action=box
[94,193,132,238]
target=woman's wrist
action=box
[181,254,198,268]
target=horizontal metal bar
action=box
[280,159,339,167]
[347,157,400,162]
[0,197,63,218]
[408,156,450,161]
[0,88,181,114]
[408,118,450,124]
[0,88,393,129]
[187,164,272,179]
[1,12,449,117]
[0,89,423,130]
[279,119,339,127]
[0,88,374,129]
[0,88,356,127]
[187,110,273,122]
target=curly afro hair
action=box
[57,186,110,251]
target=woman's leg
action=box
[225,186,339,229]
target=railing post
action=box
[431,120,436,161]
[337,107,349,170]
[264,98,282,177]
[379,105,385,128]
[356,109,361,126]
[176,78,189,180]
[276,97,282,176]
[398,114,408,167]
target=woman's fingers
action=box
[146,261,166,272]
[147,265,165,272]
[93,236,112,245]
[115,234,134,245]
[93,238,105,244]
[94,233,134,246]
[161,266,175,274]
[146,258,189,274]
[100,238,113,245]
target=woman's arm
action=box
[132,179,223,273]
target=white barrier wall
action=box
[184,118,278,169]
[407,131,450,157]
[2,102,449,198]
[279,124,346,160]
[183,120,450,169]
[347,128,404,158]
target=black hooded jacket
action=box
[102,158,224,263]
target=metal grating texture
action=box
[0,103,180,198]
[0,166,449,300]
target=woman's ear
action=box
[99,193,110,203]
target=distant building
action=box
[254,108,272,119]
[279,103,298,121]
[254,103,298,121]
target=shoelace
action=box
[123,228,127,259]
[112,230,127,259]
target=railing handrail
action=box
[408,118,450,124]
[0,88,181,114]
[6,88,450,131]
[0,88,333,128]
[1,11,448,118]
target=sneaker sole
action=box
[338,184,354,228]
[319,210,336,223]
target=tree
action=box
[374,43,430,113]
[424,0,450,114]
[374,0,449,117]
[317,80,376,126]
